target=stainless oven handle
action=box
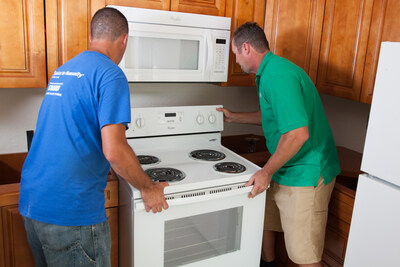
[134,185,254,211]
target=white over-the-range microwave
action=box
[108,5,231,82]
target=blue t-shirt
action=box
[19,51,130,226]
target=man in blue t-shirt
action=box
[19,7,169,266]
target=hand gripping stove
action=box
[118,105,266,267]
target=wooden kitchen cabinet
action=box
[264,0,400,104]
[45,0,100,80]
[264,0,325,84]
[316,0,374,102]
[0,153,119,267]
[0,0,47,88]
[360,0,400,103]
[223,0,266,86]
[171,0,226,16]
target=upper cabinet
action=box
[5,0,399,100]
[360,0,400,103]
[264,0,325,84]
[45,0,98,81]
[264,0,400,104]
[316,0,374,101]
[171,0,226,16]
[224,0,266,86]
[0,0,47,88]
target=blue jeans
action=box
[22,216,111,267]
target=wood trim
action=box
[0,184,20,207]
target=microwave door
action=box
[120,23,207,82]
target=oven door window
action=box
[164,207,243,267]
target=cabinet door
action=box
[105,0,170,10]
[0,205,119,267]
[316,0,374,101]
[360,0,400,104]
[224,0,265,86]
[0,0,46,88]
[45,0,93,80]
[264,0,325,84]
[0,205,35,267]
[171,0,225,16]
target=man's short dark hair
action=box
[232,22,269,53]
[91,7,128,41]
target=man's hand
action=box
[245,168,271,198]
[216,107,235,122]
[140,181,169,213]
[216,107,262,125]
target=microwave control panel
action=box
[214,38,228,72]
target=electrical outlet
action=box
[26,130,34,151]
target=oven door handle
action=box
[134,185,255,211]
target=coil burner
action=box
[145,168,185,182]
[189,149,226,161]
[137,155,160,165]
[213,162,246,174]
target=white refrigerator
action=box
[344,42,400,266]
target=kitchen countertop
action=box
[239,146,362,179]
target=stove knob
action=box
[196,114,204,125]
[208,114,216,124]
[135,118,145,128]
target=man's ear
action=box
[123,33,128,45]
[242,42,251,55]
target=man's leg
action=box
[261,181,281,267]
[22,216,47,267]
[23,218,111,267]
[275,177,335,266]
[261,230,276,262]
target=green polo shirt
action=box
[256,52,340,186]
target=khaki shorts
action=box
[264,177,336,264]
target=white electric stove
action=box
[119,105,266,267]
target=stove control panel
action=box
[126,105,224,138]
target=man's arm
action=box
[216,108,262,125]
[246,126,309,197]
[101,123,169,213]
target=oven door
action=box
[133,186,266,267]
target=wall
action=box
[321,94,370,153]
[0,84,370,155]
[0,84,263,154]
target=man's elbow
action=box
[103,147,122,165]
[299,126,309,144]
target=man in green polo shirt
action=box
[217,22,340,267]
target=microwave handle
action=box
[134,185,254,211]
[204,31,214,75]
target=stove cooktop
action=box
[127,133,260,199]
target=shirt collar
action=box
[256,51,274,78]
[255,51,274,90]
